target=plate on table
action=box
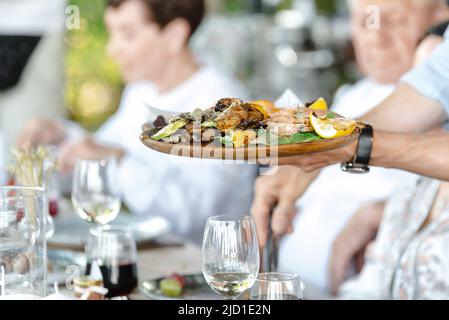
[140,274,222,300]
[47,249,86,285]
[48,213,171,250]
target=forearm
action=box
[370,130,449,181]
[362,201,385,232]
[360,83,447,133]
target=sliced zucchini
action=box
[151,119,188,141]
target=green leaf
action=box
[276,132,322,145]
[326,112,336,119]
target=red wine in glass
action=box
[85,262,138,298]
[48,199,58,217]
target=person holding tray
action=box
[17,0,258,245]
[253,31,449,240]
[252,0,449,295]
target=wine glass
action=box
[85,226,138,298]
[202,215,259,300]
[72,158,121,225]
[249,272,304,300]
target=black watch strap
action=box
[341,124,373,174]
[354,124,373,165]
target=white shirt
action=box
[278,78,417,292]
[94,66,259,245]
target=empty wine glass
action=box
[72,158,121,225]
[202,215,259,300]
[249,272,304,300]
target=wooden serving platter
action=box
[140,127,361,164]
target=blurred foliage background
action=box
[65,0,122,131]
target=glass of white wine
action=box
[72,158,121,225]
[249,272,304,300]
[202,215,259,300]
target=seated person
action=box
[330,19,449,298]
[251,0,449,294]
[18,0,258,245]
[339,178,449,300]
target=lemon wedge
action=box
[309,98,328,111]
[309,112,357,139]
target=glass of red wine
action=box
[85,226,138,298]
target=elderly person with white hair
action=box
[251,0,449,296]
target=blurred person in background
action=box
[336,176,449,299]
[0,0,66,184]
[17,0,258,245]
[251,0,449,295]
[334,19,449,300]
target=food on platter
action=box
[148,98,360,148]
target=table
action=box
[131,240,202,300]
[48,201,329,300]
[50,235,202,300]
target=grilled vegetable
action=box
[151,119,188,141]
[201,120,217,128]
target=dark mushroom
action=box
[214,98,243,112]
[153,116,168,128]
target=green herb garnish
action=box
[276,132,322,145]
[326,112,336,119]
[219,135,234,147]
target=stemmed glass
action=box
[72,158,121,225]
[202,215,259,300]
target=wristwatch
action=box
[341,124,373,174]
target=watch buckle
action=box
[341,162,370,174]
